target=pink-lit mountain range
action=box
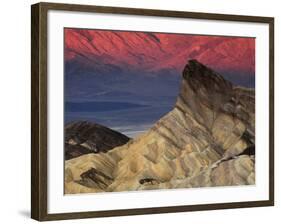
[65,28,255,78]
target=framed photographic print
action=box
[31,2,274,221]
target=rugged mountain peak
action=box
[180,59,233,109]
[176,59,254,132]
[183,59,233,93]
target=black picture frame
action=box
[31,2,274,221]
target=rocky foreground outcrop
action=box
[65,121,130,160]
[65,60,255,194]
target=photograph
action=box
[30,2,274,220]
[63,28,256,194]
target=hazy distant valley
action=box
[65,70,179,137]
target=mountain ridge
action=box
[65,29,255,77]
[65,121,130,160]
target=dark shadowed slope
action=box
[65,121,130,160]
